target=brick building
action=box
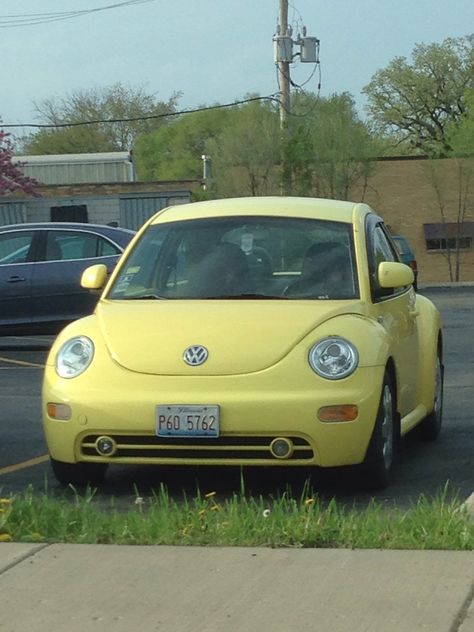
[358,156,474,284]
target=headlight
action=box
[56,336,94,378]
[309,337,358,380]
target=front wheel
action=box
[50,457,108,487]
[362,372,397,490]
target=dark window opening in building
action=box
[426,237,472,251]
[50,205,88,223]
[423,222,474,252]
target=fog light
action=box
[95,436,117,457]
[270,438,293,459]
[318,405,358,422]
[47,403,71,420]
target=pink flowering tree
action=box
[0,130,39,196]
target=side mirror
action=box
[378,261,414,289]
[81,264,108,290]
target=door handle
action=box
[6,275,26,283]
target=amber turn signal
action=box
[318,405,358,422]
[47,403,72,420]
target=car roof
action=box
[151,197,374,225]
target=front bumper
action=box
[43,358,385,468]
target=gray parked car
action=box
[0,222,135,335]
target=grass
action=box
[0,484,473,549]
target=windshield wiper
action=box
[123,294,165,300]
[200,293,286,300]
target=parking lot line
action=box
[0,356,44,369]
[0,455,49,476]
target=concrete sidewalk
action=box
[0,544,473,632]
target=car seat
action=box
[46,236,63,261]
[284,242,351,297]
[187,242,252,297]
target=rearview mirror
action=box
[378,261,414,289]
[81,264,108,290]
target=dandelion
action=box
[0,499,12,506]
[198,509,206,518]
[0,533,12,542]
[211,504,220,512]
[304,498,315,507]
[205,491,216,499]
[262,509,271,518]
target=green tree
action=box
[426,89,474,281]
[284,93,377,199]
[363,35,474,156]
[134,106,231,182]
[207,99,280,197]
[135,98,280,198]
[447,89,474,155]
[20,83,179,154]
[137,94,375,201]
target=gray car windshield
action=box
[107,216,359,300]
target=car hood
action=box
[96,300,363,376]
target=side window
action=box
[45,231,120,261]
[97,237,121,257]
[367,223,398,298]
[374,226,396,266]
[0,232,35,265]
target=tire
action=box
[50,457,108,487]
[362,372,397,490]
[415,348,444,441]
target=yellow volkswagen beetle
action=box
[42,197,443,489]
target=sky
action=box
[1,0,474,136]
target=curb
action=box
[419,282,474,289]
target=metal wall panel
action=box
[0,202,26,226]
[18,162,133,185]
[119,193,191,230]
[13,152,135,185]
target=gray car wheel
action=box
[362,372,397,490]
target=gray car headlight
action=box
[309,337,358,380]
[56,336,94,378]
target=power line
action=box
[1,95,280,129]
[0,0,156,28]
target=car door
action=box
[366,217,420,415]
[0,229,37,328]
[29,228,122,327]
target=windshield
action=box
[107,216,359,300]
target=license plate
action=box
[156,405,220,438]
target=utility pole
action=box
[273,2,319,195]
[273,0,292,194]
[277,0,291,130]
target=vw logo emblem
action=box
[183,345,209,366]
